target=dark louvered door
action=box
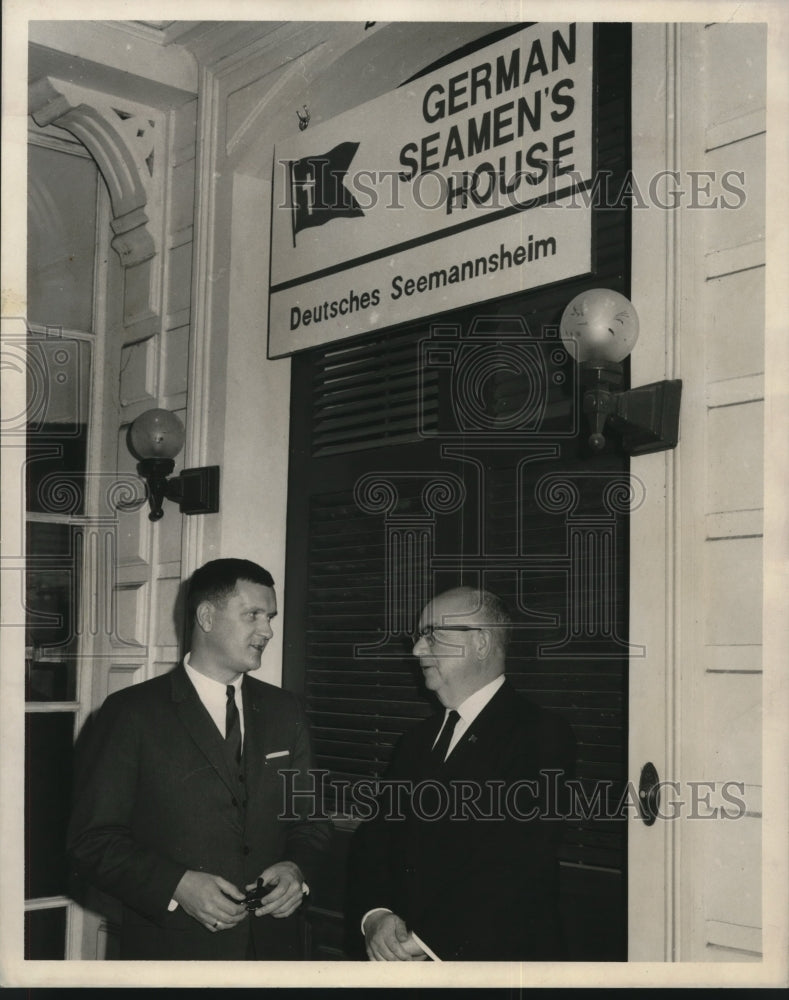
[285,329,459,782]
[284,23,631,961]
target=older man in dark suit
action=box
[68,558,331,960]
[354,586,576,962]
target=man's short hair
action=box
[440,586,513,655]
[186,558,274,623]
[476,588,513,655]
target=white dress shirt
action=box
[430,674,505,760]
[168,656,244,912]
[184,653,244,742]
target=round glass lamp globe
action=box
[129,408,185,460]
[560,288,639,364]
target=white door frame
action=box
[628,22,689,961]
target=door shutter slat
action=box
[312,328,439,456]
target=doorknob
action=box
[638,761,660,825]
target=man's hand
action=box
[363,910,428,961]
[246,861,306,919]
[172,870,247,932]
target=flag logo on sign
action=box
[288,142,365,245]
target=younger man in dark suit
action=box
[355,586,576,962]
[68,558,331,959]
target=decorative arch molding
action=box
[28,75,162,269]
[29,75,168,342]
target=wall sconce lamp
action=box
[128,408,220,521]
[560,289,682,455]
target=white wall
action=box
[630,20,770,965]
[685,21,766,962]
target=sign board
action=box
[268,22,594,358]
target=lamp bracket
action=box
[136,459,220,520]
[165,466,221,516]
[610,379,683,455]
[578,364,682,455]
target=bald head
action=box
[431,587,512,655]
[412,587,512,708]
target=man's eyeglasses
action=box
[411,625,481,646]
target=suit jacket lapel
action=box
[440,681,519,774]
[170,664,239,794]
[413,713,448,778]
[240,676,266,781]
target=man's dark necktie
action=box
[431,709,460,762]
[225,685,242,763]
